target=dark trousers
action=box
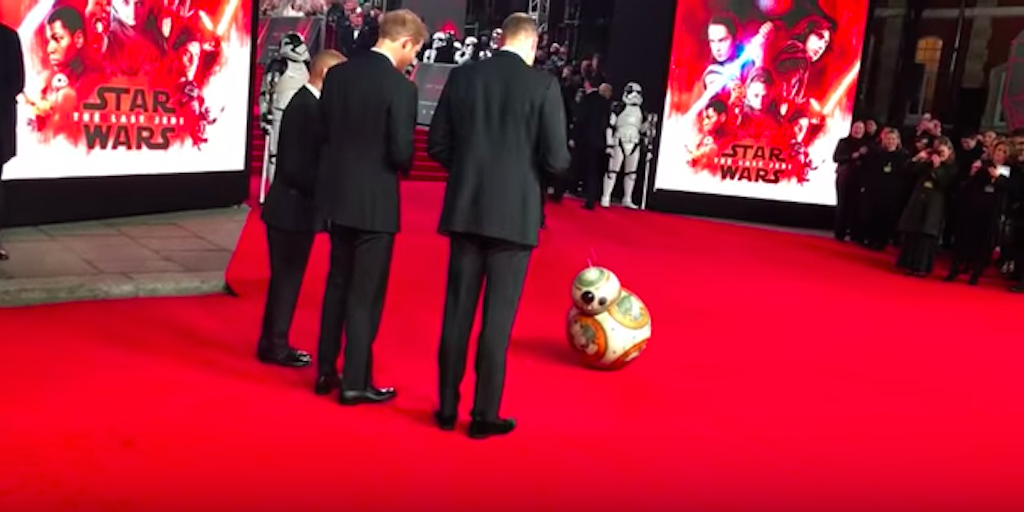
[258,226,316,353]
[862,196,900,248]
[317,224,395,390]
[578,146,603,208]
[438,233,531,421]
[834,169,861,240]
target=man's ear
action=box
[74,31,85,49]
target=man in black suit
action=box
[573,76,612,209]
[314,10,426,404]
[427,13,571,439]
[336,10,375,58]
[257,50,346,368]
[0,22,24,261]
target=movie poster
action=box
[0,0,253,181]
[654,0,869,206]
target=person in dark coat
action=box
[945,140,1013,285]
[257,50,346,369]
[859,127,909,250]
[427,13,570,438]
[832,120,870,241]
[896,136,958,277]
[313,10,425,404]
[944,131,986,247]
[0,22,25,261]
[573,75,612,209]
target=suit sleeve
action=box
[537,77,571,175]
[278,96,319,196]
[1,29,25,99]
[387,79,417,175]
[427,69,456,169]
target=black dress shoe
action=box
[468,418,516,439]
[314,374,341,395]
[434,411,457,431]
[257,347,312,368]
[339,386,396,405]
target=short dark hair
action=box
[706,99,727,114]
[501,13,538,41]
[47,5,84,35]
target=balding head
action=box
[310,50,346,89]
[500,13,539,66]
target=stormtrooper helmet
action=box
[430,31,447,50]
[278,32,310,62]
[623,82,643,106]
[490,28,502,48]
[463,36,478,50]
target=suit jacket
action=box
[0,22,25,167]
[428,51,570,247]
[337,26,375,58]
[573,89,610,150]
[262,85,324,232]
[316,51,418,234]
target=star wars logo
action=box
[76,86,181,150]
[715,144,793,184]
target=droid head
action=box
[279,32,310,62]
[572,267,622,315]
[623,82,643,106]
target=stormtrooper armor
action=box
[603,82,648,209]
[258,32,310,195]
[454,36,477,65]
[422,31,446,64]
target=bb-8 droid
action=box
[566,267,651,370]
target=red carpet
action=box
[2,182,1023,511]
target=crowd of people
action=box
[833,114,1024,292]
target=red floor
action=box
[2,182,1023,511]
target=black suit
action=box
[573,90,611,208]
[0,23,25,230]
[427,51,570,420]
[336,26,375,58]
[258,85,324,355]
[315,51,417,390]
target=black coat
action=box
[337,26,376,58]
[0,22,25,166]
[316,51,418,234]
[262,86,324,232]
[833,136,870,180]
[427,51,571,247]
[952,161,1011,257]
[573,89,611,150]
[898,160,957,237]
[861,147,910,202]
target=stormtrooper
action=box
[603,82,649,209]
[454,36,477,65]
[258,32,310,194]
[421,31,446,63]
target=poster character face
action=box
[112,0,146,27]
[45,8,86,70]
[701,102,725,133]
[707,23,733,63]
[806,29,830,62]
